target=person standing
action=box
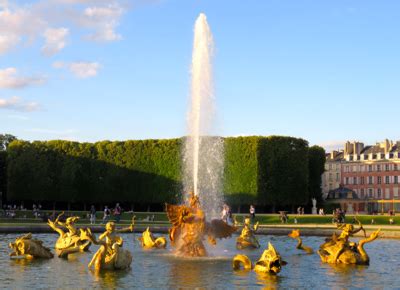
[89,205,96,224]
[114,203,122,223]
[103,206,110,224]
[249,205,256,223]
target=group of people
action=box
[221,204,233,225]
[296,206,305,215]
[88,203,123,225]
[332,208,346,223]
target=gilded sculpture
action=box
[236,217,260,249]
[288,229,313,254]
[233,242,287,274]
[165,191,237,257]
[318,220,381,265]
[47,212,91,258]
[81,220,134,271]
[138,227,167,249]
[9,233,54,259]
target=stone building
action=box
[322,151,343,199]
[323,139,400,214]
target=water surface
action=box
[0,233,398,288]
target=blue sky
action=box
[1,0,400,151]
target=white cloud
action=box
[0,67,45,89]
[42,27,69,56]
[0,34,19,54]
[0,0,127,55]
[53,61,101,78]
[0,96,40,112]
[81,4,124,41]
[69,62,100,78]
[318,140,345,152]
[0,6,47,55]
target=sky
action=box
[1,0,400,151]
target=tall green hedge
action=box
[6,136,324,208]
[308,145,326,202]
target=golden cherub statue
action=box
[81,220,134,271]
[236,217,260,249]
[288,229,313,254]
[9,233,54,259]
[47,212,91,258]
[165,191,237,257]
[233,242,287,275]
[318,220,381,264]
[138,227,167,249]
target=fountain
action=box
[182,13,224,218]
[166,15,235,257]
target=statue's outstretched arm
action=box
[47,219,65,236]
[253,222,259,232]
[116,216,135,233]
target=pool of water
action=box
[0,233,399,288]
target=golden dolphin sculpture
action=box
[318,221,381,265]
[288,229,314,254]
[236,217,260,249]
[233,242,287,275]
[166,192,237,257]
[47,212,91,258]
[81,221,134,271]
[138,227,167,249]
[9,233,53,259]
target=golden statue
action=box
[81,221,134,271]
[47,212,91,258]
[318,221,381,265]
[138,227,167,249]
[236,217,260,249]
[288,229,314,254]
[9,233,54,259]
[165,191,237,257]
[233,242,287,275]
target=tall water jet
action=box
[183,13,224,218]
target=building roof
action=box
[326,186,359,200]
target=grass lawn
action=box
[1,210,399,226]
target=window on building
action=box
[394,164,398,171]
[385,164,390,171]
[377,188,381,198]
[360,177,365,184]
[353,177,357,184]
[377,165,381,172]
[385,176,390,184]
[329,173,332,181]
[360,188,364,198]
[336,173,340,181]
[345,177,349,185]
[381,153,385,159]
[368,188,373,197]
[377,176,382,184]
[395,176,398,184]
[368,165,373,172]
[368,176,373,184]
[389,153,394,159]
[373,154,377,160]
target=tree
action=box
[0,134,17,151]
[308,145,326,202]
